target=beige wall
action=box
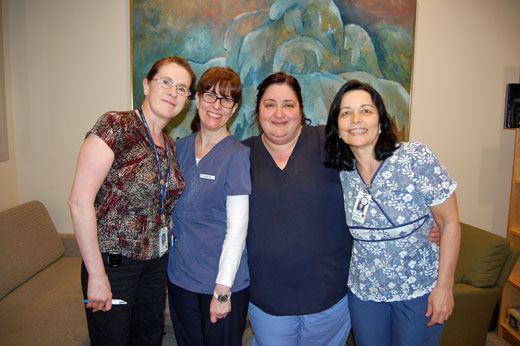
[410,0,520,236]
[3,0,520,236]
[6,0,131,232]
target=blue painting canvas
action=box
[131,0,416,140]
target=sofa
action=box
[439,222,519,346]
[0,200,88,346]
[439,223,520,346]
[346,222,519,346]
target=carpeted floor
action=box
[487,331,512,346]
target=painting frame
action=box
[0,4,8,162]
[130,0,417,141]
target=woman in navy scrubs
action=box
[167,67,251,346]
[242,72,352,346]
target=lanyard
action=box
[138,108,170,225]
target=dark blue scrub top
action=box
[243,125,352,316]
[167,134,251,294]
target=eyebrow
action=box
[159,77,188,87]
[340,104,376,109]
[263,99,296,103]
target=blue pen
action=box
[83,299,127,305]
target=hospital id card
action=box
[352,190,371,224]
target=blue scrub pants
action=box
[348,290,444,346]
[248,293,350,346]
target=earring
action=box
[378,128,381,134]
[338,133,341,139]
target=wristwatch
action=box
[213,291,232,303]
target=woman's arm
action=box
[426,192,461,327]
[210,194,249,323]
[68,134,115,312]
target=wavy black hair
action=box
[324,80,398,171]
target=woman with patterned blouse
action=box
[325,80,461,346]
[68,56,196,346]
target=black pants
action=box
[168,281,249,346]
[81,254,168,346]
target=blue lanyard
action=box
[138,108,170,225]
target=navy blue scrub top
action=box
[243,125,352,316]
[167,133,251,294]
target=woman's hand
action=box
[210,284,232,323]
[87,272,113,312]
[426,286,454,326]
[427,221,440,246]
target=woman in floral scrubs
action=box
[325,80,461,346]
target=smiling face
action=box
[337,89,380,153]
[142,62,192,121]
[195,84,238,133]
[258,83,302,146]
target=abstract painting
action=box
[131,0,416,141]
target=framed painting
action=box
[131,0,416,141]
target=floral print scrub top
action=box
[340,142,457,302]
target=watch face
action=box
[218,294,229,303]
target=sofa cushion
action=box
[0,257,88,345]
[454,223,509,287]
[0,201,64,299]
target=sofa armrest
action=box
[59,233,81,257]
[455,223,510,287]
[439,283,501,346]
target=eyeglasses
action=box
[152,78,191,97]
[201,91,236,109]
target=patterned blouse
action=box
[340,142,457,302]
[88,111,185,260]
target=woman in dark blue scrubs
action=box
[167,67,251,346]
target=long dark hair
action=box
[324,80,398,171]
[190,67,242,132]
[254,72,310,126]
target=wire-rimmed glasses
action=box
[153,77,191,97]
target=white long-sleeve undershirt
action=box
[215,194,249,288]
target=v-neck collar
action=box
[192,133,232,166]
[257,125,307,172]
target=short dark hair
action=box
[146,56,196,90]
[254,72,310,125]
[324,80,398,171]
[190,67,242,132]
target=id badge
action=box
[352,190,371,224]
[159,226,169,257]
